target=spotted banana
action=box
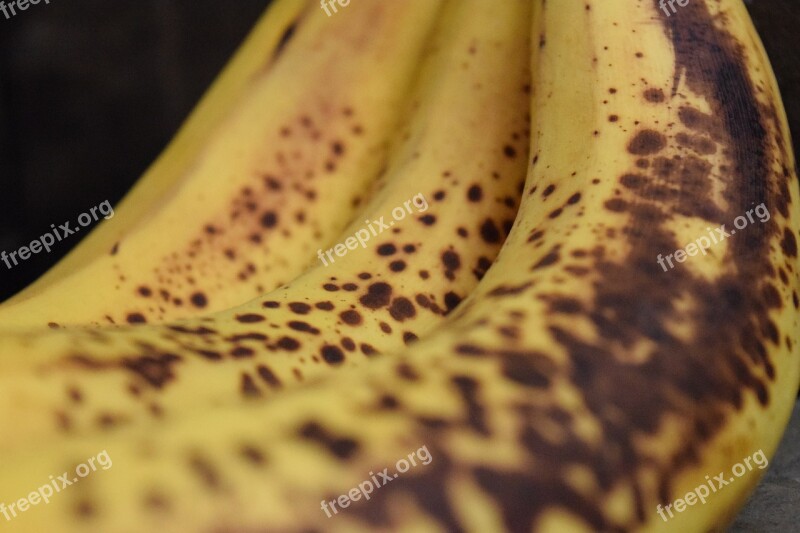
[0,0,796,532]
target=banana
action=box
[0,0,530,451]
[0,0,443,327]
[0,0,797,532]
[0,0,308,306]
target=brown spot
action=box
[190,292,208,308]
[442,250,461,271]
[240,373,261,398]
[321,345,346,365]
[627,130,667,155]
[240,445,266,466]
[340,310,363,325]
[341,337,356,351]
[298,421,359,460]
[276,336,300,351]
[780,228,797,257]
[389,297,416,321]
[126,313,147,324]
[231,346,255,358]
[189,455,222,489]
[403,332,419,345]
[359,282,392,309]
[643,88,665,102]
[360,343,379,356]
[480,219,501,243]
[287,321,320,334]
[604,198,628,212]
[288,302,312,315]
[236,313,265,323]
[377,243,397,256]
[467,185,483,202]
[260,211,278,228]
[444,291,462,311]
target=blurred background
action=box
[0,1,798,530]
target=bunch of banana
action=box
[0,0,529,448]
[0,0,444,327]
[0,0,797,532]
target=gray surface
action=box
[731,400,800,532]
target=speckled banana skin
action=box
[0,0,797,532]
[0,0,443,327]
[0,0,530,453]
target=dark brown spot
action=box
[288,302,312,315]
[276,337,300,351]
[389,297,416,321]
[240,373,261,398]
[231,346,255,358]
[467,185,483,202]
[340,310,363,325]
[190,292,208,308]
[377,243,397,256]
[627,130,667,155]
[442,250,461,271]
[359,282,392,309]
[287,321,320,334]
[480,219,501,243]
[321,345,345,365]
[780,228,797,257]
[444,291,462,311]
[236,313,265,323]
[126,313,147,324]
[643,87,665,102]
[260,211,278,228]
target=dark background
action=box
[0,1,798,530]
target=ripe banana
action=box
[0,0,530,451]
[0,0,443,327]
[0,0,797,532]
[0,0,308,306]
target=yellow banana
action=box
[0,0,442,327]
[0,0,530,451]
[0,0,796,532]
